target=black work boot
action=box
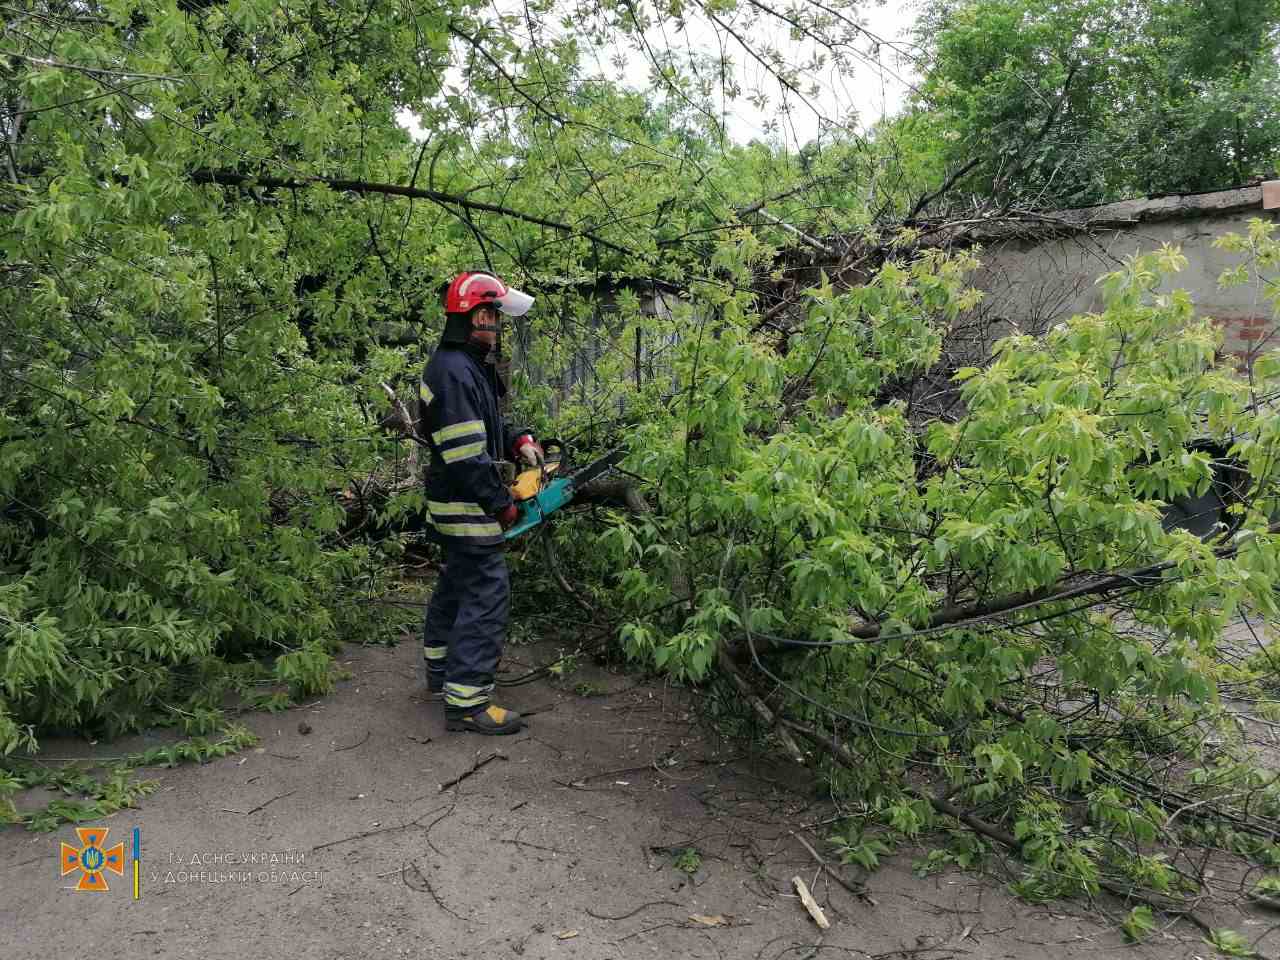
[445,703,524,735]
[426,675,445,702]
[423,645,446,701]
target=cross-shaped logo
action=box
[60,827,125,891]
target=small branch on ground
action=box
[312,804,449,852]
[438,751,506,792]
[790,831,867,901]
[221,790,296,816]
[586,900,688,921]
[718,648,807,764]
[331,729,370,752]
[792,875,831,929]
[403,859,468,921]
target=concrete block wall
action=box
[962,185,1280,371]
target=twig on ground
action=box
[439,751,506,792]
[1251,893,1280,912]
[312,804,448,852]
[755,935,792,960]
[403,859,468,920]
[613,921,683,942]
[332,729,371,752]
[718,649,807,764]
[423,797,459,857]
[221,790,296,816]
[1252,922,1280,951]
[792,875,831,929]
[552,778,600,791]
[540,528,597,616]
[567,762,660,784]
[791,831,866,900]
[525,735,562,756]
[586,900,687,921]
[518,703,556,717]
[500,838,572,856]
[780,946,864,960]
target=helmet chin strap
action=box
[493,309,511,405]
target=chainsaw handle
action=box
[540,438,564,464]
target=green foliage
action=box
[832,829,893,872]
[672,847,702,874]
[1254,875,1280,899]
[2,0,1279,929]
[588,236,1280,911]
[1,0,884,757]
[1122,905,1156,944]
[241,690,294,714]
[6,724,257,830]
[913,831,991,876]
[273,645,337,699]
[546,649,581,678]
[911,0,1280,207]
[12,739,214,829]
[123,723,258,769]
[1207,928,1256,958]
[1009,797,1101,901]
[22,769,158,834]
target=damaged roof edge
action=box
[1042,183,1268,227]
[931,183,1278,246]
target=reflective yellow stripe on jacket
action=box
[426,500,487,517]
[441,441,485,463]
[432,419,484,444]
[432,521,502,538]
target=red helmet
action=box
[444,272,534,317]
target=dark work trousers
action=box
[422,546,510,714]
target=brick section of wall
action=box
[1211,315,1279,371]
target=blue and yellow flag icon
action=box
[60,827,125,891]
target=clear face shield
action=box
[495,286,534,317]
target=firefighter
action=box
[418,271,543,735]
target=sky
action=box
[402,3,923,149]
[583,2,925,147]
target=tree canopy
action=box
[905,0,1280,208]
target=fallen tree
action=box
[540,239,1280,934]
[4,2,1280,945]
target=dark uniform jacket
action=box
[418,345,517,551]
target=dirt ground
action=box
[3,636,1276,960]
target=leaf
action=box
[1206,928,1255,958]
[1122,905,1155,944]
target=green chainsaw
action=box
[502,442,625,540]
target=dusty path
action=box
[1,638,1266,959]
